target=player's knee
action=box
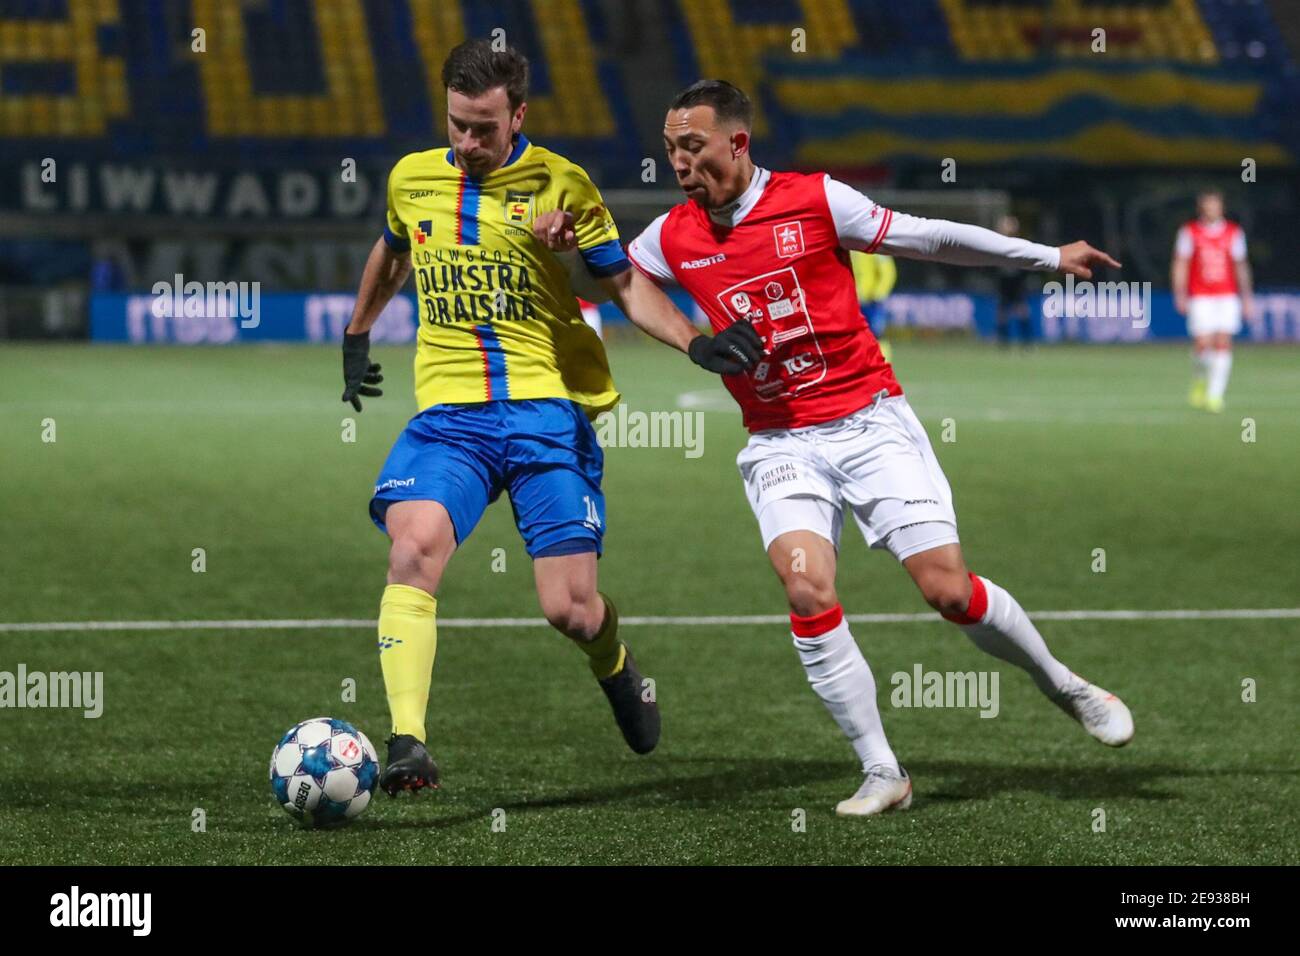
[920,571,971,619]
[783,572,838,618]
[387,533,449,591]
[542,594,602,640]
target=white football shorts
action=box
[1187,294,1242,337]
[736,393,960,562]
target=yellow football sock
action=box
[377,584,437,742]
[577,592,625,679]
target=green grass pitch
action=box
[0,339,1296,865]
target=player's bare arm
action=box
[339,235,410,411]
[346,236,412,336]
[1172,249,1191,315]
[1235,257,1255,319]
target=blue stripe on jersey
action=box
[580,238,631,277]
[458,176,482,246]
[474,324,510,399]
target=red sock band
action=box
[791,604,844,638]
[942,573,988,626]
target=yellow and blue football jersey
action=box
[383,134,628,415]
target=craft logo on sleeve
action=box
[774,221,805,258]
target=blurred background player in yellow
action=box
[851,249,895,362]
[340,39,759,796]
[1172,189,1253,413]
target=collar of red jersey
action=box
[708,166,771,228]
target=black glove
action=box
[688,320,763,375]
[341,331,383,412]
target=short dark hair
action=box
[669,79,754,129]
[442,39,530,112]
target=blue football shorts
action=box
[369,398,605,558]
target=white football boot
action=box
[1050,674,1134,747]
[835,765,913,817]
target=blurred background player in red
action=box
[1172,189,1254,413]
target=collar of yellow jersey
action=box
[443,134,531,178]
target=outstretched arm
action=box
[825,177,1119,278]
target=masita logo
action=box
[50,886,151,936]
[680,253,726,270]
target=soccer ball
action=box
[269,717,379,828]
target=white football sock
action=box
[1207,349,1233,401]
[792,613,898,773]
[959,576,1072,696]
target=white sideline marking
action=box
[1,608,1298,633]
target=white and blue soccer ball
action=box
[269,717,379,828]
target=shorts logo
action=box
[374,476,416,494]
[414,220,432,244]
[505,191,534,224]
[764,281,784,300]
[904,498,939,506]
[774,221,805,258]
[758,462,799,492]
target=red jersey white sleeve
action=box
[627,213,675,283]
[822,177,1061,270]
[628,169,900,432]
[627,169,1063,433]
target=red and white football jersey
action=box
[629,169,1057,432]
[630,170,897,431]
[1175,220,1246,297]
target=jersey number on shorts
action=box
[583,495,602,530]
